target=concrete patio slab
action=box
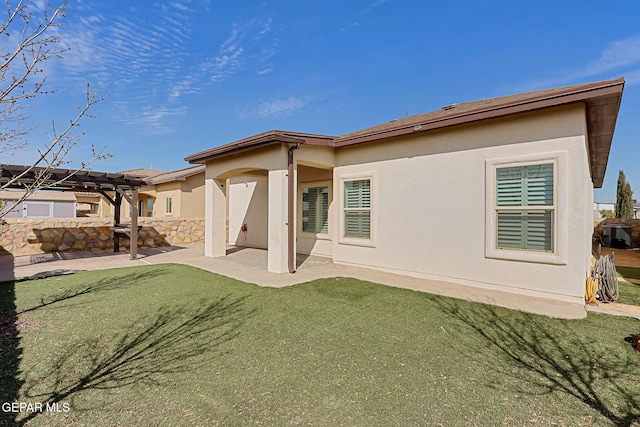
[1,243,638,320]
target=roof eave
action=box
[146,165,206,184]
[185,131,335,164]
[334,79,625,149]
[584,87,624,188]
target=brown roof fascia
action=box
[147,165,206,184]
[334,78,625,147]
[185,130,335,164]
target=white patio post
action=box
[268,168,289,273]
[205,176,227,257]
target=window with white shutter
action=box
[343,179,371,239]
[495,163,554,252]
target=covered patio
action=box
[0,164,147,258]
[186,131,336,274]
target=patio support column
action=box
[205,176,227,257]
[268,169,289,273]
[130,188,138,260]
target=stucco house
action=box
[86,166,205,219]
[142,165,205,218]
[0,190,77,218]
[185,78,624,307]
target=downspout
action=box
[288,142,301,273]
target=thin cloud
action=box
[587,36,640,74]
[240,96,309,119]
[201,28,245,82]
[47,3,278,132]
[113,102,187,135]
[169,77,201,101]
[625,69,640,86]
[202,19,277,83]
[342,1,388,32]
[170,2,190,12]
[54,1,200,132]
[510,35,640,92]
[363,0,390,14]
[256,18,272,39]
[370,0,390,8]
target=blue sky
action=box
[6,0,640,202]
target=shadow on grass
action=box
[17,269,166,315]
[17,295,249,426]
[0,281,22,427]
[437,299,640,427]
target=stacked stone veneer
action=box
[0,217,205,256]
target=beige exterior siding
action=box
[113,170,205,219]
[193,79,623,307]
[228,175,268,248]
[331,105,591,304]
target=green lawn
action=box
[1,264,639,426]
[617,266,640,306]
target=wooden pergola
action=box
[0,164,147,259]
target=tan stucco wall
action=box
[228,175,268,248]
[331,104,592,304]
[203,144,336,270]
[103,172,204,220]
[154,182,181,217]
[178,173,205,217]
[97,197,112,218]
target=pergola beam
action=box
[1,164,147,259]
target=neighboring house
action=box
[593,202,614,219]
[186,78,624,307]
[594,200,640,219]
[70,168,167,219]
[76,192,104,217]
[97,166,205,219]
[0,190,77,218]
[115,168,167,218]
[143,165,205,217]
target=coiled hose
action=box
[594,253,619,303]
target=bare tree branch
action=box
[0,1,111,219]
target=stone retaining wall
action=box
[0,217,205,256]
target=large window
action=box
[302,186,329,234]
[495,163,554,252]
[343,179,371,239]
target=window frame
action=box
[496,162,555,252]
[23,201,53,218]
[147,198,155,217]
[298,180,332,239]
[338,172,376,247]
[485,152,568,265]
[165,197,173,215]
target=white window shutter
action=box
[496,164,553,251]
